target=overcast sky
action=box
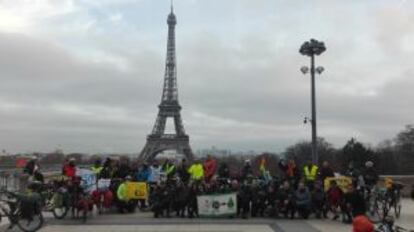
[0,0,413,154]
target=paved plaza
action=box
[1,199,413,232]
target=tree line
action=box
[1,125,413,175]
[283,125,414,175]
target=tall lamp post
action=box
[299,39,326,165]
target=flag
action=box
[259,156,266,175]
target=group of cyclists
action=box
[17,155,408,232]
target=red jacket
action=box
[203,159,217,179]
[353,215,374,232]
[63,164,76,178]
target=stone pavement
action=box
[1,199,413,232]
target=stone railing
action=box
[0,170,61,192]
[380,175,414,197]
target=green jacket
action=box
[117,182,128,201]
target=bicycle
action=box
[0,189,44,232]
[366,186,390,223]
[69,176,94,223]
[385,183,403,219]
[375,216,413,232]
[92,178,113,214]
[36,179,70,220]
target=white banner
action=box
[197,193,237,217]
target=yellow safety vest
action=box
[304,165,318,181]
[91,166,103,175]
[188,164,204,181]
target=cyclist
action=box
[23,156,44,183]
[63,158,76,179]
[362,161,378,190]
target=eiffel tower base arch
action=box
[139,136,194,162]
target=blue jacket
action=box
[135,167,150,182]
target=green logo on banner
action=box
[227,197,234,208]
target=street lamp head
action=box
[315,66,324,74]
[299,41,312,56]
[300,66,309,74]
[299,39,326,56]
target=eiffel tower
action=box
[139,4,194,162]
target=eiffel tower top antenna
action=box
[171,0,174,13]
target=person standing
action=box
[240,160,253,182]
[218,162,230,179]
[303,161,318,191]
[188,159,204,183]
[162,159,176,180]
[91,159,103,178]
[362,161,378,190]
[135,162,150,209]
[177,159,190,184]
[203,155,217,183]
[24,156,44,183]
[63,158,76,179]
[319,161,335,184]
[149,161,162,184]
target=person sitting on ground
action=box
[312,181,327,219]
[276,180,295,219]
[295,181,312,219]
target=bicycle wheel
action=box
[17,212,44,232]
[97,195,103,215]
[53,205,69,219]
[394,199,402,218]
[79,200,89,223]
[367,199,384,223]
[52,192,69,219]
